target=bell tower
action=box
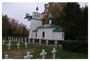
[25,5,42,38]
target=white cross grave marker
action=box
[21,38,23,42]
[18,38,20,42]
[39,39,41,45]
[12,37,13,41]
[9,39,12,42]
[14,38,15,42]
[32,39,35,44]
[24,56,28,59]
[54,40,58,47]
[9,37,11,41]
[7,42,12,50]
[24,41,28,48]
[4,54,9,59]
[24,52,33,59]
[25,38,27,42]
[46,40,49,46]
[16,42,20,49]
[2,40,5,45]
[28,38,30,43]
[4,54,12,59]
[51,48,57,59]
[58,44,62,47]
[16,38,17,42]
[40,49,47,59]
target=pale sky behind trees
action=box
[2,2,88,29]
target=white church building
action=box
[25,7,64,40]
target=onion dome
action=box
[48,14,53,20]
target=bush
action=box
[77,36,87,41]
[62,41,88,54]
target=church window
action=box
[37,15,38,17]
[36,33,37,37]
[62,33,64,39]
[39,15,40,17]
[42,32,45,38]
[34,14,36,17]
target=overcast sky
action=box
[2,2,88,29]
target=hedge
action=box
[62,41,88,54]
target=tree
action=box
[2,15,11,37]
[2,14,29,37]
[42,2,66,26]
[77,6,88,40]
[63,2,82,40]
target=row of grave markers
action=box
[3,40,58,50]
[7,37,58,46]
[8,37,28,43]
[4,48,57,59]
[3,39,60,50]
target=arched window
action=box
[36,33,37,37]
[37,15,38,17]
[62,33,64,39]
[34,14,36,16]
[42,32,45,38]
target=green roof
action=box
[37,24,61,28]
[53,28,64,32]
[32,29,38,32]
[34,24,64,32]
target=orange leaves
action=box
[42,2,66,25]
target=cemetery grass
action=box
[2,41,88,59]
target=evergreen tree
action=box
[63,2,82,40]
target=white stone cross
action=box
[24,52,33,59]
[14,38,15,42]
[12,37,13,41]
[18,38,20,42]
[4,54,8,59]
[46,40,49,46]
[16,42,20,49]
[28,38,30,43]
[54,40,58,47]
[9,37,11,41]
[24,41,28,48]
[16,38,17,42]
[51,48,57,59]
[2,40,5,45]
[25,38,27,42]
[21,38,23,42]
[58,44,62,47]
[40,49,47,59]
[4,54,12,59]
[39,39,41,45]
[7,42,12,50]
[24,56,28,59]
[9,40,11,43]
[32,39,35,44]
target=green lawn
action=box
[2,41,88,59]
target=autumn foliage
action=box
[2,15,29,37]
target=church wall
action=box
[32,29,64,40]
[32,32,36,38]
[53,32,64,40]
[29,19,42,38]
[32,28,64,40]
[37,28,55,40]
